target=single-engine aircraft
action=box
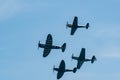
[66,16,89,35]
[72,48,96,69]
[38,34,66,57]
[53,60,77,79]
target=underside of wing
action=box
[79,48,85,60]
[45,34,52,46]
[77,61,84,69]
[57,71,64,79]
[71,27,77,35]
[70,17,78,35]
[57,60,65,79]
[43,48,51,57]
[59,60,65,70]
[73,16,78,26]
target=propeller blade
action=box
[66,21,68,29]
[53,65,55,72]
[71,54,74,61]
[38,41,40,50]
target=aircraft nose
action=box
[48,34,52,37]
[47,34,52,40]
[74,16,77,18]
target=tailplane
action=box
[73,67,77,73]
[86,23,89,29]
[91,55,96,63]
[61,43,66,52]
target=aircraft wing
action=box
[77,48,85,69]
[57,71,64,79]
[45,34,52,46]
[57,60,65,79]
[79,48,85,60]
[71,16,78,35]
[43,48,51,57]
[43,34,52,57]
[59,60,65,70]
[73,16,78,26]
[71,27,77,35]
[77,61,84,69]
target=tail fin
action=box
[91,55,96,63]
[73,67,77,73]
[86,23,89,29]
[61,43,66,52]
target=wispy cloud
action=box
[0,0,28,21]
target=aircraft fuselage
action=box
[39,44,61,49]
[67,24,78,28]
[78,57,91,62]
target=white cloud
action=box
[0,0,28,21]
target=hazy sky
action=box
[0,0,120,80]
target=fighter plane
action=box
[66,16,89,35]
[72,48,96,69]
[38,34,66,57]
[53,60,77,79]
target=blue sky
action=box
[0,0,120,80]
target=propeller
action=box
[38,41,40,50]
[86,23,89,29]
[66,21,68,29]
[53,65,55,72]
[71,54,74,61]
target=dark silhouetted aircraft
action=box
[38,34,66,57]
[53,60,77,79]
[66,16,89,35]
[72,48,96,69]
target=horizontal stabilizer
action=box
[61,43,66,52]
[73,67,77,73]
[91,55,96,63]
[86,23,89,29]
